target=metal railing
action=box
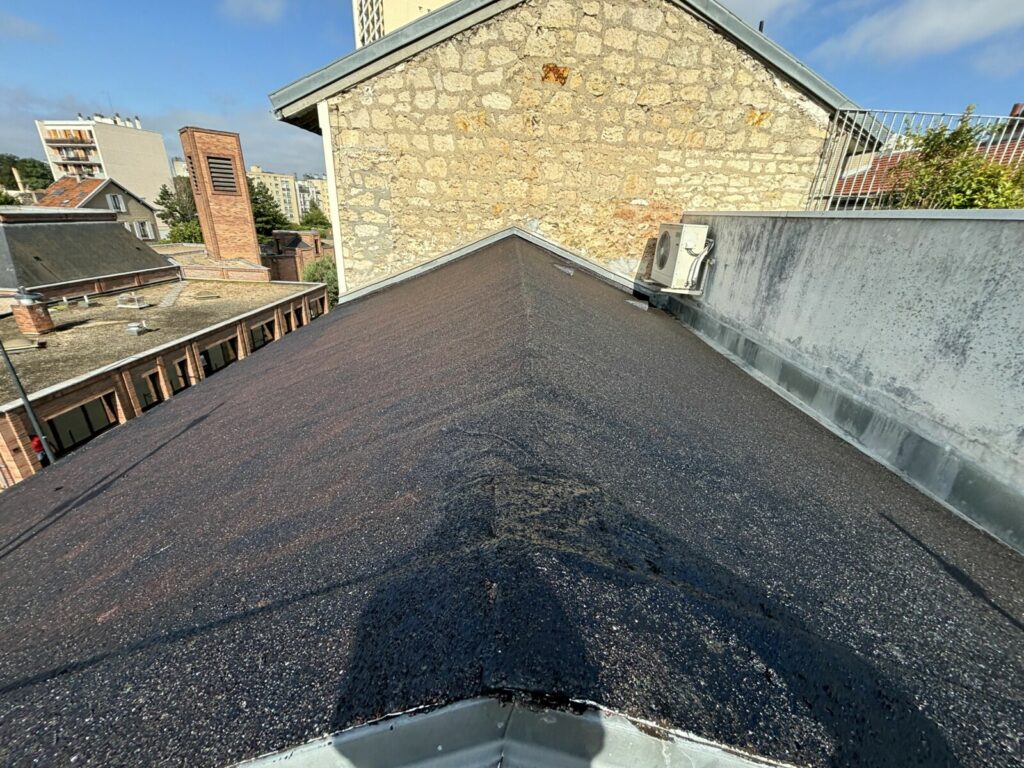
[808,109,1024,211]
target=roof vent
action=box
[650,223,715,296]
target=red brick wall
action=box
[179,127,260,261]
[180,265,270,282]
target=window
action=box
[206,156,238,193]
[200,338,239,377]
[43,393,119,455]
[106,193,126,212]
[167,358,191,393]
[133,371,165,412]
[123,222,132,232]
[249,319,277,351]
[134,220,152,239]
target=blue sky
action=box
[1,0,1022,176]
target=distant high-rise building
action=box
[247,165,300,222]
[35,114,173,208]
[171,157,190,178]
[296,176,329,217]
[352,0,452,47]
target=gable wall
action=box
[325,0,830,288]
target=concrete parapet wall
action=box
[668,210,1024,550]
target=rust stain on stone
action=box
[746,109,772,128]
[455,111,489,132]
[542,63,571,86]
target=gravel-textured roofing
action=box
[0,236,1021,767]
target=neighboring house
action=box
[270,0,859,291]
[261,229,325,281]
[35,176,162,241]
[34,114,173,210]
[352,0,453,46]
[0,207,171,292]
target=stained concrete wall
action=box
[669,210,1024,550]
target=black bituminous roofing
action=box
[0,237,1021,767]
[0,221,170,287]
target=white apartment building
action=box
[352,0,452,47]
[247,165,300,222]
[297,176,329,216]
[35,114,173,208]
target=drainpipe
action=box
[0,338,56,467]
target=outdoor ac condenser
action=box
[650,223,714,295]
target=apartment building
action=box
[352,0,453,46]
[35,114,173,208]
[297,176,329,216]
[247,165,300,222]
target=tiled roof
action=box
[34,176,107,208]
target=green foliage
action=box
[302,256,339,305]
[166,219,204,244]
[247,177,291,243]
[298,202,330,233]
[155,177,197,226]
[886,106,1024,210]
[0,190,21,206]
[0,154,53,190]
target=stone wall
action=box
[325,0,831,288]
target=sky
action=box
[1,0,1022,177]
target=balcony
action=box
[44,136,95,147]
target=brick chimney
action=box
[1011,103,1024,118]
[10,290,54,336]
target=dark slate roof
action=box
[0,219,170,287]
[270,0,859,132]
[0,236,1021,767]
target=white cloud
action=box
[723,0,808,26]
[814,0,1024,61]
[0,87,324,176]
[973,39,1024,78]
[0,12,53,42]
[219,0,287,23]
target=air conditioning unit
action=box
[650,223,714,295]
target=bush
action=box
[166,219,204,243]
[302,256,339,305]
[887,106,1024,210]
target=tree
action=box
[886,106,1024,210]
[166,219,204,243]
[0,190,21,205]
[154,177,197,227]
[247,178,291,242]
[299,202,330,233]
[0,154,53,190]
[302,256,340,306]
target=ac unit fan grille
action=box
[656,231,672,270]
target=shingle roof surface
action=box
[0,236,1021,767]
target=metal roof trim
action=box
[235,697,794,768]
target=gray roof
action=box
[0,220,171,288]
[0,233,1019,766]
[269,0,859,132]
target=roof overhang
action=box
[268,0,859,134]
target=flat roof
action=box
[0,236,1020,766]
[0,280,306,402]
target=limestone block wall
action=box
[325,0,831,288]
